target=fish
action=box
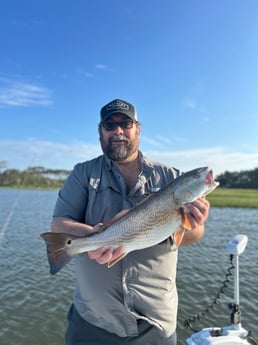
[41,166,219,275]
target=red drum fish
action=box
[41,166,219,274]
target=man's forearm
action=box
[51,217,94,236]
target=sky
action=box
[0,0,258,177]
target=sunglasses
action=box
[101,120,136,131]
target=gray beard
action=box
[106,142,132,162]
[101,135,133,162]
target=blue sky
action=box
[1,0,258,176]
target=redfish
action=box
[41,167,219,274]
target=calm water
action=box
[0,189,257,345]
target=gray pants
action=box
[65,304,177,345]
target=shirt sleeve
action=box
[53,162,89,222]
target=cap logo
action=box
[106,100,129,111]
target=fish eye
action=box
[194,172,201,178]
[67,239,72,245]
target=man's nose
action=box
[113,124,124,133]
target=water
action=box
[177,207,258,342]
[0,189,257,344]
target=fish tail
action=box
[40,232,76,275]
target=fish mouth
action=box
[205,168,220,190]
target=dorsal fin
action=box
[102,194,154,229]
[135,193,153,206]
[102,209,131,228]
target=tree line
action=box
[0,166,70,188]
[0,164,257,189]
[216,168,258,188]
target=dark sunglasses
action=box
[101,120,136,131]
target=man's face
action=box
[99,114,140,162]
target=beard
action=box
[100,134,138,162]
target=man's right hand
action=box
[88,245,125,265]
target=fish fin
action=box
[40,232,79,275]
[180,208,192,230]
[104,196,153,228]
[104,194,154,227]
[174,227,186,247]
[107,252,127,268]
[103,209,130,227]
[135,193,153,206]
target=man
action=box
[52,99,210,345]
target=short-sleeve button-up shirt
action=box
[53,152,180,337]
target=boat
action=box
[186,234,257,345]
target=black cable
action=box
[184,254,234,332]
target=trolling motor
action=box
[186,234,257,345]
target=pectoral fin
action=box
[173,208,192,247]
[107,252,127,268]
[174,227,186,247]
[180,208,192,231]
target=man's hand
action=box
[180,197,210,245]
[88,246,125,265]
[184,197,210,230]
[87,223,125,265]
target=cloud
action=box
[76,69,94,79]
[183,98,197,109]
[144,147,258,176]
[94,64,116,72]
[182,80,207,114]
[0,139,258,176]
[0,78,53,107]
[141,134,186,149]
[95,64,108,70]
[141,136,166,149]
[0,139,101,170]
[75,64,114,81]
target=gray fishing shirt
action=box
[53,153,180,337]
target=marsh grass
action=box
[207,188,258,208]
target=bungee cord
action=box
[184,254,235,332]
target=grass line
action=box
[207,188,258,208]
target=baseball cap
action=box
[100,99,138,122]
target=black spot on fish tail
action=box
[40,232,75,275]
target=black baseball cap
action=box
[100,99,138,122]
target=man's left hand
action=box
[184,197,210,230]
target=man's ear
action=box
[98,125,102,138]
[136,123,141,135]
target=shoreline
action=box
[1,187,258,209]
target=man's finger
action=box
[88,247,106,260]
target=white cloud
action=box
[0,78,53,107]
[141,136,166,149]
[183,98,197,109]
[0,139,258,177]
[95,64,108,70]
[76,69,94,79]
[0,139,101,170]
[141,134,186,149]
[144,147,258,176]
[155,135,171,145]
[94,64,116,72]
